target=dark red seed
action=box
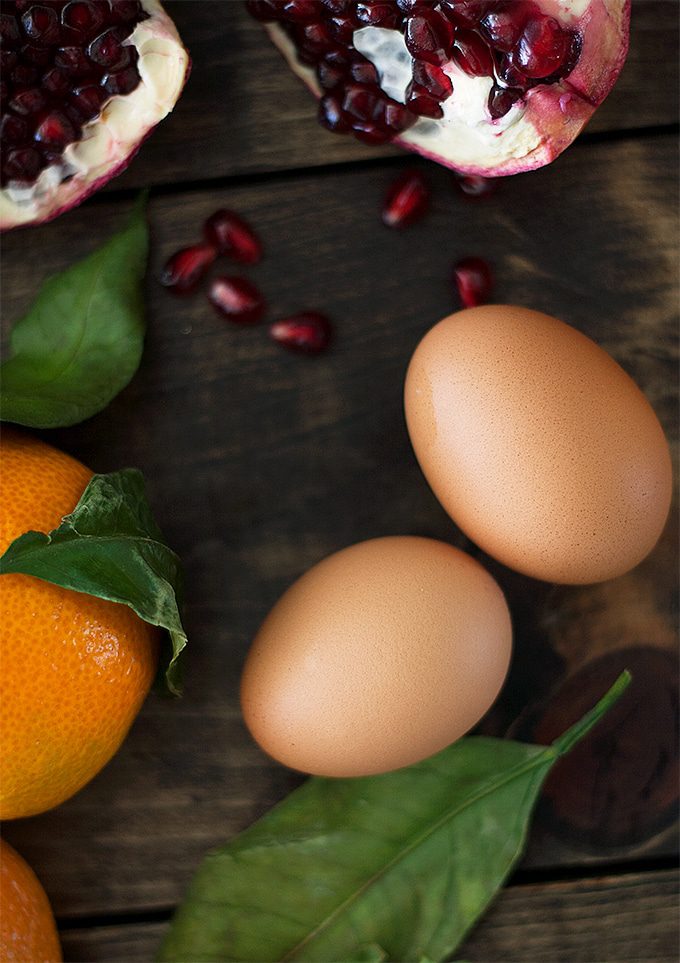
[2,146,43,182]
[55,45,91,75]
[11,63,39,85]
[0,113,30,145]
[34,110,77,148]
[452,29,494,77]
[295,21,336,59]
[405,85,443,118]
[454,172,496,198]
[203,209,262,264]
[243,0,281,21]
[320,0,352,13]
[281,0,319,22]
[440,0,491,26]
[382,169,430,228]
[101,65,139,95]
[88,26,130,68]
[397,0,436,12]
[61,1,106,36]
[404,10,454,66]
[481,2,533,51]
[208,276,266,325]
[487,83,522,119]
[354,2,401,29]
[21,43,53,66]
[318,92,351,132]
[496,53,531,90]
[348,58,379,85]
[316,59,346,91]
[328,14,355,44]
[453,256,493,308]
[514,16,573,79]
[0,50,19,73]
[9,87,47,115]
[42,66,70,94]
[69,83,105,120]
[108,1,144,24]
[0,12,22,47]
[410,60,452,101]
[352,121,391,144]
[21,5,60,44]
[160,244,216,295]
[270,312,332,354]
[374,99,417,134]
[342,83,379,123]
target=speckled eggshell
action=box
[404,306,672,584]
[240,536,512,777]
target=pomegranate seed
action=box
[328,14,355,44]
[88,26,131,69]
[34,111,77,149]
[0,113,30,145]
[488,84,521,119]
[270,312,332,355]
[2,146,43,182]
[454,173,496,198]
[282,0,322,22]
[453,256,493,308]
[514,16,573,79]
[382,169,430,228]
[480,2,532,52]
[69,84,105,121]
[452,30,495,77]
[208,276,266,325]
[295,21,336,58]
[355,3,401,29]
[160,243,216,295]
[405,85,443,119]
[352,123,391,144]
[244,0,282,23]
[349,59,379,85]
[374,99,417,134]
[11,63,38,86]
[440,0,491,26]
[404,10,454,65]
[9,87,47,115]
[21,5,60,44]
[411,60,452,101]
[318,92,351,133]
[61,1,106,37]
[102,64,140,96]
[54,45,91,75]
[317,59,346,91]
[342,83,380,123]
[22,43,52,67]
[0,12,21,47]
[42,67,70,95]
[109,1,145,24]
[203,209,262,264]
[320,0,352,12]
[398,0,436,12]
[1,50,18,72]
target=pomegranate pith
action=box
[382,168,430,227]
[250,0,630,177]
[208,276,266,324]
[270,311,332,354]
[160,244,216,296]
[453,255,493,307]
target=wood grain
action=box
[1,136,677,916]
[107,0,680,190]
[56,870,679,963]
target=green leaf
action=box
[0,468,186,695]
[0,193,148,428]
[159,673,630,963]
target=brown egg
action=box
[404,306,672,584]
[240,537,512,777]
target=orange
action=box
[0,839,62,963]
[0,429,159,820]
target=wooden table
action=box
[2,3,678,960]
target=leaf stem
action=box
[551,670,631,757]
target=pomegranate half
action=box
[247,0,630,176]
[0,0,189,230]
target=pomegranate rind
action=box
[0,0,190,231]
[262,0,630,176]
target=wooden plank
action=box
[57,869,679,962]
[1,135,677,916]
[108,0,679,189]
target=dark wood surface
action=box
[1,1,678,960]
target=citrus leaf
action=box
[0,468,186,695]
[158,673,630,962]
[0,193,148,428]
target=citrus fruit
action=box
[0,839,62,963]
[0,429,159,820]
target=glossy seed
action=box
[203,209,263,264]
[453,256,493,307]
[208,276,266,324]
[160,243,217,295]
[270,312,333,354]
[382,169,430,228]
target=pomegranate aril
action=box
[398,0,436,12]
[328,14,355,44]
[295,21,336,59]
[0,113,30,145]
[453,256,493,307]
[352,122,391,144]
[160,243,217,296]
[244,0,281,22]
[11,63,39,86]
[454,172,496,197]
[382,169,430,228]
[88,26,131,68]
[203,209,262,264]
[208,276,266,325]
[102,64,139,95]
[481,2,532,52]
[348,59,379,86]
[320,0,351,13]
[411,60,452,101]
[318,92,351,132]
[1,50,19,73]
[452,29,494,77]
[9,87,47,115]
[406,85,443,119]
[109,1,144,24]
[514,16,574,79]
[0,12,22,47]
[42,66,70,94]
[69,83,105,120]
[21,5,60,44]
[496,54,530,90]
[375,99,417,134]
[440,0,491,26]
[55,45,91,75]
[281,0,319,22]
[34,110,77,148]
[355,2,400,29]
[404,10,454,65]
[61,0,106,38]
[270,312,332,355]
[317,59,346,91]
[22,43,53,67]
[488,83,521,119]
[2,146,43,183]
[342,83,379,123]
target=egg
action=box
[404,306,672,584]
[240,536,512,777]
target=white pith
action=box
[265,0,629,176]
[0,0,189,229]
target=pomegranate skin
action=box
[256,0,630,177]
[1,1,190,231]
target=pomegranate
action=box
[247,0,630,176]
[208,276,266,324]
[453,255,493,306]
[270,311,332,354]
[203,208,262,263]
[382,167,429,227]
[160,242,216,295]
[0,1,189,230]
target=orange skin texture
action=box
[0,429,159,820]
[0,839,62,963]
